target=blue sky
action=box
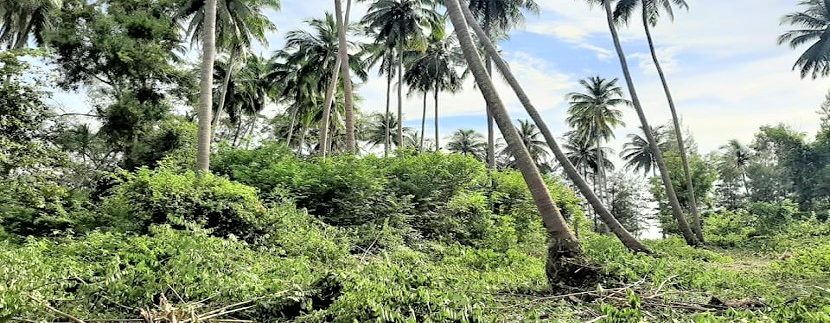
[54,0,830,156]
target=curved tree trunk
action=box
[319,53,343,157]
[446,0,587,281]
[459,2,650,253]
[602,0,698,246]
[642,8,703,243]
[420,91,427,152]
[336,0,356,153]
[196,0,218,172]
[286,107,298,147]
[385,70,392,157]
[212,49,238,128]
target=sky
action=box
[53,0,830,156]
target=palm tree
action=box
[592,0,697,246]
[614,0,702,242]
[720,139,752,195]
[778,0,830,79]
[363,45,398,156]
[0,0,61,49]
[457,0,650,253]
[621,126,667,176]
[176,0,279,132]
[563,133,615,231]
[567,76,627,207]
[366,112,411,149]
[501,119,549,166]
[196,0,218,171]
[445,0,588,283]
[466,0,538,169]
[363,0,438,149]
[224,55,273,147]
[334,0,356,153]
[446,129,487,159]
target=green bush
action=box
[381,152,485,210]
[0,226,321,320]
[100,168,273,243]
[704,210,757,247]
[0,177,93,238]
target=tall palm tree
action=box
[778,0,830,79]
[457,0,650,253]
[591,0,697,246]
[176,0,279,131]
[614,0,702,242]
[224,55,273,146]
[466,0,538,169]
[0,0,61,49]
[363,44,398,156]
[445,0,589,282]
[363,0,438,148]
[366,112,411,149]
[334,0,356,153]
[720,139,752,195]
[196,0,218,171]
[446,129,487,159]
[621,125,667,176]
[567,76,627,207]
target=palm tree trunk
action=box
[245,115,258,149]
[385,69,392,157]
[397,45,404,149]
[601,0,697,246]
[446,0,587,283]
[643,8,703,243]
[298,125,307,155]
[232,120,244,147]
[335,0,356,153]
[596,134,609,233]
[319,57,342,157]
[286,107,298,147]
[485,54,496,169]
[196,0,218,172]
[420,91,427,152]
[13,16,33,49]
[459,2,650,253]
[212,49,238,128]
[434,82,440,151]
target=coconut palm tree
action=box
[176,0,279,132]
[614,0,702,242]
[466,0,538,169]
[195,0,218,171]
[446,129,487,159]
[500,119,549,166]
[366,112,410,149]
[334,0,356,153]
[222,55,273,146]
[363,44,398,156]
[457,0,650,253]
[445,0,589,283]
[720,139,752,195]
[363,0,438,148]
[0,0,62,49]
[590,0,697,246]
[567,76,627,206]
[621,125,667,176]
[778,0,830,79]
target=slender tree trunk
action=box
[459,2,650,253]
[601,0,697,246]
[446,0,586,282]
[319,56,342,157]
[245,115,258,149]
[420,91,427,152]
[336,0,356,153]
[298,125,307,155]
[232,120,244,147]
[596,134,610,233]
[196,0,218,172]
[643,8,703,243]
[385,70,392,157]
[485,55,496,169]
[213,49,237,128]
[13,17,34,49]
[286,107,298,147]
[741,171,750,195]
[397,46,404,148]
[434,83,440,151]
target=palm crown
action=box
[779,0,830,79]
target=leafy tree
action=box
[447,129,487,160]
[779,0,830,78]
[0,0,61,49]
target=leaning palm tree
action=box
[446,129,487,159]
[589,0,697,246]
[195,0,218,171]
[0,0,62,49]
[614,0,702,242]
[446,0,593,285]
[457,0,650,253]
[363,0,438,148]
[466,0,538,169]
[778,0,830,79]
[567,76,627,207]
[621,125,667,176]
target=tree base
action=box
[545,238,603,290]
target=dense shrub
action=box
[381,152,485,209]
[100,168,273,243]
[0,226,321,320]
[0,177,93,238]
